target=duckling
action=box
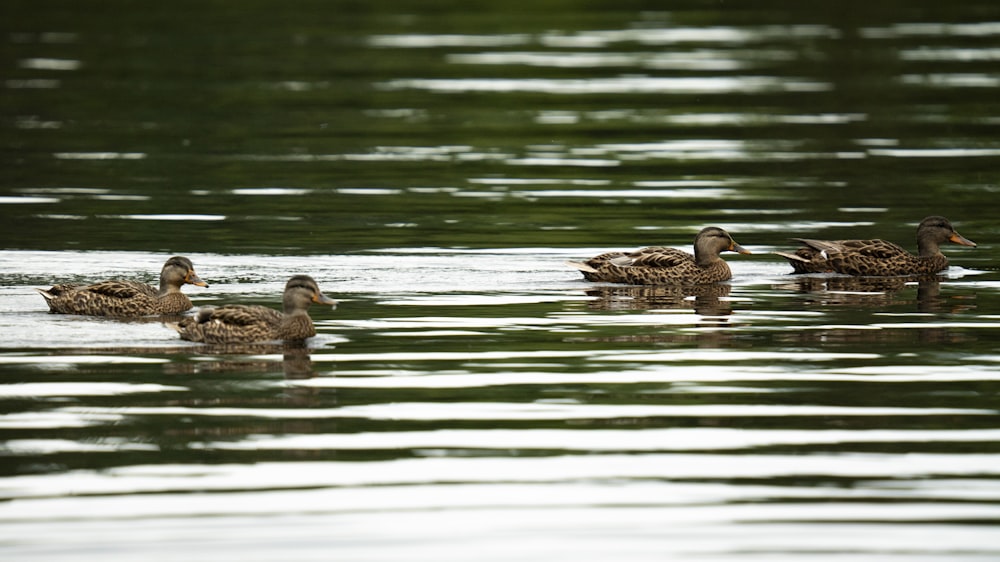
[567,226,751,285]
[37,255,208,316]
[775,216,976,276]
[170,275,336,343]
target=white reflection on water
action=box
[0,355,167,365]
[257,139,862,166]
[226,137,877,166]
[901,73,1000,88]
[0,382,183,398]
[53,152,146,160]
[100,214,227,221]
[511,188,734,199]
[229,145,499,163]
[73,403,989,422]
[371,25,841,50]
[18,187,110,195]
[590,139,865,161]
[632,111,866,126]
[542,25,841,47]
[231,188,313,196]
[0,410,124,429]
[3,503,997,562]
[0,196,59,204]
[18,58,81,71]
[869,147,1000,158]
[369,33,532,47]
[92,194,150,202]
[862,21,1000,38]
[3,439,159,454]
[380,76,831,94]
[335,188,404,195]
[505,156,620,167]
[14,116,62,129]
[297,364,1000,389]
[6,454,1000,499]
[190,427,1000,452]
[901,47,1000,61]
[447,50,795,71]
[33,214,85,220]
[469,177,610,187]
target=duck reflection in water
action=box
[150,342,316,378]
[571,284,737,346]
[774,275,975,314]
[180,344,314,378]
[585,283,734,317]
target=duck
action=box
[566,226,751,285]
[774,216,976,276]
[169,275,336,343]
[37,255,208,316]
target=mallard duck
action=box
[37,256,208,316]
[775,216,976,276]
[566,226,751,285]
[170,275,336,343]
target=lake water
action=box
[2,1,1000,560]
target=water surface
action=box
[2,1,1000,560]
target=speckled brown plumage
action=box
[775,216,976,276]
[37,256,208,316]
[566,226,751,285]
[170,275,336,344]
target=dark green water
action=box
[2,1,1000,560]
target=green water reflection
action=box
[3,0,999,255]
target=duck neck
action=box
[916,236,942,258]
[283,297,309,315]
[157,278,178,296]
[693,247,718,267]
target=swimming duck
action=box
[775,216,976,276]
[566,226,751,285]
[37,255,208,316]
[169,275,336,343]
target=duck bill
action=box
[314,293,338,309]
[730,242,752,255]
[186,271,209,287]
[949,232,977,247]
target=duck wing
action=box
[82,280,157,299]
[199,304,282,327]
[837,238,909,258]
[612,247,694,268]
[794,238,907,259]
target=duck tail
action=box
[565,260,598,273]
[35,288,56,302]
[772,251,809,263]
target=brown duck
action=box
[775,216,976,276]
[37,256,208,316]
[169,275,336,344]
[567,226,751,285]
